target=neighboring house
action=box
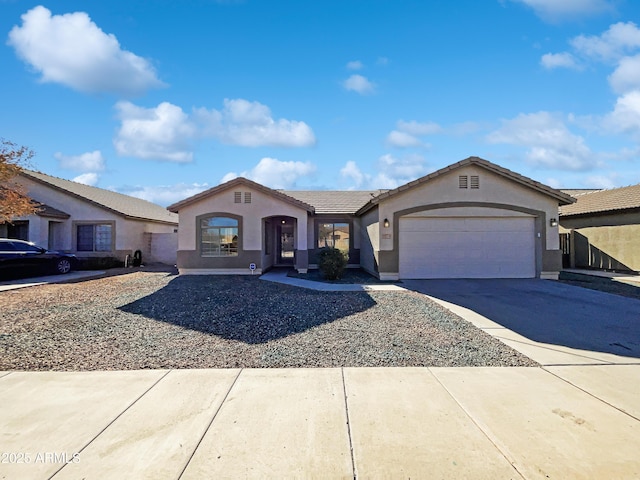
[168,157,574,280]
[559,184,640,273]
[1,170,179,265]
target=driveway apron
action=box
[402,278,640,361]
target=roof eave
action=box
[20,171,178,224]
[560,205,640,218]
[364,157,576,207]
[167,177,315,213]
[123,214,178,226]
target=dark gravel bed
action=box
[0,271,537,370]
[288,268,398,284]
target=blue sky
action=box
[2,0,640,206]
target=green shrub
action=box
[318,247,348,280]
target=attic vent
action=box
[244,192,252,204]
[234,191,242,203]
[470,175,480,189]
[458,175,468,189]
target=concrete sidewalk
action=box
[0,271,106,292]
[1,365,638,479]
[260,268,407,291]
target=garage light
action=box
[550,218,558,227]
[383,218,390,228]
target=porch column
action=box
[295,215,308,273]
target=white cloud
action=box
[376,57,389,66]
[346,60,363,70]
[114,101,196,162]
[7,6,164,96]
[339,154,427,189]
[602,90,640,137]
[72,172,99,186]
[222,157,317,189]
[540,52,581,69]
[386,130,424,148]
[55,150,105,172]
[507,0,614,22]
[608,54,640,94]
[487,112,597,171]
[195,99,316,147]
[339,160,367,189]
[376,153,426,185]
[386,120,442,148]
[343,74,375,95]
[114,98,316,161]
[582,173,620,189]
[115,182,210,207]
[571,22,640,62]
[544,177,562,189]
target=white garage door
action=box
[399,217,536,279]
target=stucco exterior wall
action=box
[175,184,309,273]
[560,210,640,272]
[359,206,379,276]
[11,176,177,261]
[368,166,562,278]
[143,231,179,265]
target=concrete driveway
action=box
[402,278,640,364]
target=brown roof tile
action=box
[281,190,384,214]
[167,177,315,213]
[559,183,640,217]
[21,171,178,225]
[34,202,70,219]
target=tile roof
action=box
[34,202,70,219]
[561,189,602,197]
[281,190,384,214]
[167,177,315,213]
[20,171,178,225]
[559,183,640,217]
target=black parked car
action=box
[0,238,77,279]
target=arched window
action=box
[201,217,238,257]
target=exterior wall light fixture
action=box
[383,218,390,228]
[550,218,558,227]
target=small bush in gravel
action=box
[318,247,348,280]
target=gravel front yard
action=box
[0,270,537,370]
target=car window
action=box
[0,241,17,252]
[19,243,43,253]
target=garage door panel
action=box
[399,217,535,279]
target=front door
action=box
[278,224,294,265]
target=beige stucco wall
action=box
[11,176,176,260]
[359,206,380,275]
[176,185,309,252]
[560,211,640,272]
[365,165,562,278]
[175,184,310,273]
[377,166,559,250]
